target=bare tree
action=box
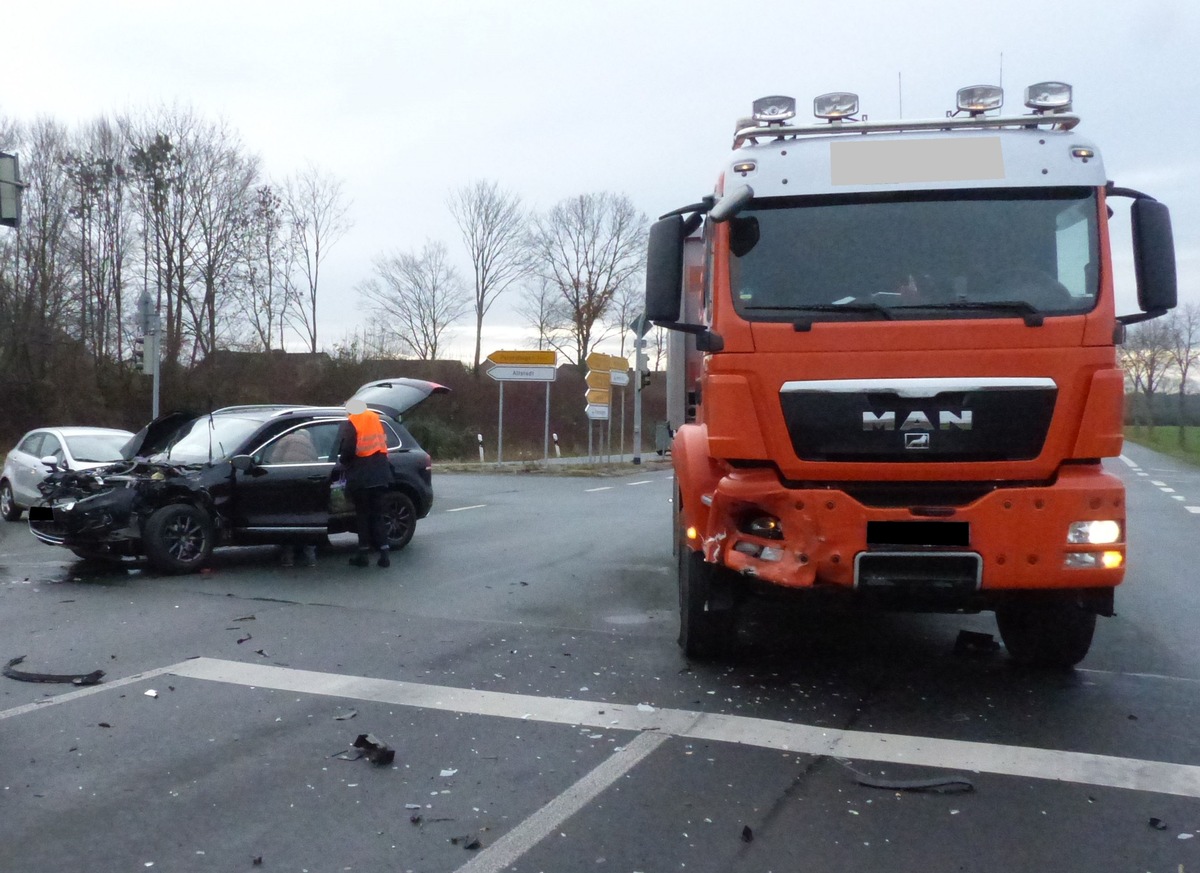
[283,164,351,353]
[359,240,470,360]
[1,118,77,387]
[528,192,647,369]
[62,116,131,363]
[1166,303,1200,445]
[232,185,290,350]
[1121,317,1174,432]
[515,276,568,351]
[448,179,527,374]
[605,281,643,359]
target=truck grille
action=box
[779,377,1056,462]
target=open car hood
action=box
[352,378,450,420]
[121,411,198,460]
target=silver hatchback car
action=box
[1,426,134,521]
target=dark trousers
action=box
[350,485,388,550]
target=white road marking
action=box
[584,486,613,492]
[1119,455,1137,468]
[446,504,487,512]
[1188,507,1200,514]
[626,480,653,486]
[1174,495,1186,501]
[1160,487,1177,494]
[142,658,1200,800]
[454,730,668,873]
[1151,480,1168,487]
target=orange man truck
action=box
[645,84,1177,667]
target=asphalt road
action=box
[2,453,1200,873]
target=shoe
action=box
[349,551,369,568]
[377,550,390,568]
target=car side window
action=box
[18,433,44,456]
[260,427,320,465]
[40,434,64,461]
[382,421,402,450]
[306,423,342,461]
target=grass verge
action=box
[1123,426,1200,468]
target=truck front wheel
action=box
[995,593,1097,669]
[678,546,737,659]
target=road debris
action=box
[954,630,1000,655]
[741,825,753,843]
[1150,818,1169,830]
[333,709,358,721]
[440,768,458,778]
[839,760,974,794]
[4,655,105,686]
[351,733,396,766]
[144,689,158,698]
[450,835,482,850]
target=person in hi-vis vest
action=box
[336,398,392,567]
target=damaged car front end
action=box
[29,411,233,568]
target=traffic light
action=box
[132,336,145,370]
[639,370,651,390]
[137,291,154,336]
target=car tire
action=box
[0,480,22,521]
[382,491,417,551]
[995,593,1097,669]
[142,504,215,574]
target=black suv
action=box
[29,379,448,574]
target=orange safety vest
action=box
[349,410,387,457]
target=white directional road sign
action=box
[487,364,557,382]
[610,369,630,387]
[585,403,610,420]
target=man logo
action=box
[862,410,972,431]
[905,432,931,450]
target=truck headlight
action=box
[1067,520,1122,545]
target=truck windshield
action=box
[728,187,1099,321]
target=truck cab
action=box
[647,84,1177,667]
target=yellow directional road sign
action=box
[586,388,610,405]
[585,370,610,390]
[488,349,557,366]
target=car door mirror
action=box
[230,454,258,472]
[39,454,64,472]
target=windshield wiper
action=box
[890,300,1045,327]
[744,301,895,329]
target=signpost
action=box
[487,350,558,462]
[583,352,631,462]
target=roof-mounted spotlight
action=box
[1024,81,1073,113]
[814,92,859,120]
[955,85,1004,116]
[752,95,796,124]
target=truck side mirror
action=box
[645,215,686,323]
[1131,198,1177,314]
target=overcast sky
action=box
[6,0,1198,360]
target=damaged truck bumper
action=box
[687,464,1125,603]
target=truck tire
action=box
[995,593,1097,669]
[678,546,736,659]
[142,504,214,575]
